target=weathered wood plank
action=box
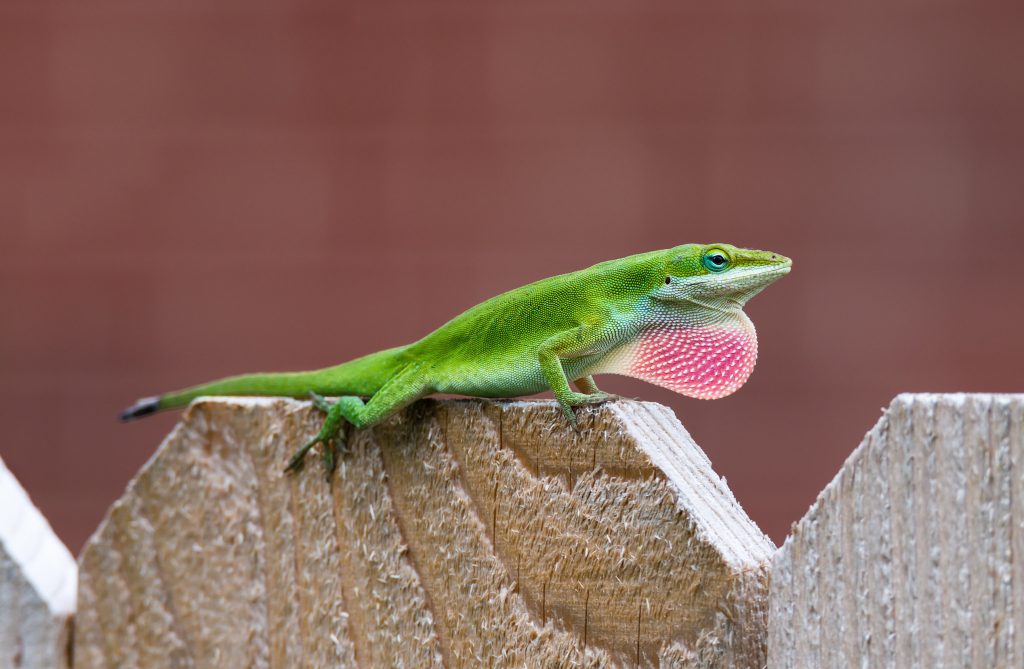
[75,398,774,668]
[768,394,1024,668]
[0,457,76,669]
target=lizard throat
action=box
[597,315,758,400]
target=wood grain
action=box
[768,394,1024,668]
[0,457,76,669]
[74,398,774,668]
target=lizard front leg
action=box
[286,363,430,474]
[538,323,620,426]
[573,375,603,394]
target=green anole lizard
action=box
[122,244,791,471]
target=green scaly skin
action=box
[122,244,791,473]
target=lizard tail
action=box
[120,346,409,421]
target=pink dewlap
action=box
[621,321,758,399]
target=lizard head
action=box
[598,243,791,400]
[656,243,792,312]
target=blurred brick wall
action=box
[2,0,1022,550]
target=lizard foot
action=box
[560,391,617,428]
[285,392,346,477]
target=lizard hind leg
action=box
[285,363,430,475]
[286,393,346,471]
[285,392,348,475]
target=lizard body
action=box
[122,244,790,470]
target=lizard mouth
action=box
[655,260,791,313]
[741,263,792,280]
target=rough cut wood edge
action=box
[74,397,774,668]
[768,393,1024,668]
[0,456,76,669]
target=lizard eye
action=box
[702,250,730,272]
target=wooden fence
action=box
[1,394,1021,668]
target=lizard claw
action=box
[284,436,318,472]
[309,391,334,413]
[575,391,616,405]
[320,437,338,477]
[561,403,580,430]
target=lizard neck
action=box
[596,307,758,400]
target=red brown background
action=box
[2,0,1022,551]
